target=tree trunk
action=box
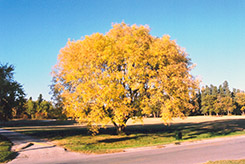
[112,119,128,135]
[117,124,126,135]
[153,112,156,118]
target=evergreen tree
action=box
[37,94,43,105]
[201,86,216,115]
[211,85,218,96]
[218,85,225,97]
[190,89,202,115]
[223,81,231,97]
[232,88,237,98]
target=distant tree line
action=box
[23,94,66,119]
[191,81,245,116]
[149,81,245,117]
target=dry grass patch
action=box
[205,159,245,164]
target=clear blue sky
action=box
[0,0,244,100]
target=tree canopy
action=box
[193,81,244,116]
[52,22,198,134]
[0,64,25,120]
[24,94,62,119]
[235,92,245,115]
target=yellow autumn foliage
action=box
[52,22,198,134]
[236,92,245,115]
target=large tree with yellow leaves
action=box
[52,23,198,134]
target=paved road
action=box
[1,128,245,164]
[45,136,245,164]
[0,129,85,164]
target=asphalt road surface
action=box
[44,135,245,164]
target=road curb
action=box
[14,142,56,152]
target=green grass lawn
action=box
[205,159,245,164]
[1,116,245,154]
[0,135,16,163]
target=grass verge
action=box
[205,159,245,164]
[1,116,245,154]
[0,135,16,163]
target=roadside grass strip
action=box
[205,159,245,164]
[0,135,16,163]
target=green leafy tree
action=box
[223,81,231,97]
[232,88,237,98]
[202,95,216,115]
[210,85,221,116]
[50,83,67,120]
[232,88,241,115]
[221,96,235,115]
[235,92,245,115]
[213,96,224,116]
[221,81,235,115]
[201,86,216,115]
[0,64,25,120]
[211,85,218,96]
[190,89,202,115]
[25,95,59,119]
[24,97,36,119]
[218,85,225,97]
[200,84,233,116]
[35,100,52,119]
[37,94,43,105]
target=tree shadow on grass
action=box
[1,118,245,144]
[0,120,77,128]
[175,119,245,140]
[24,128,90,140]
[98,136,140,143]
